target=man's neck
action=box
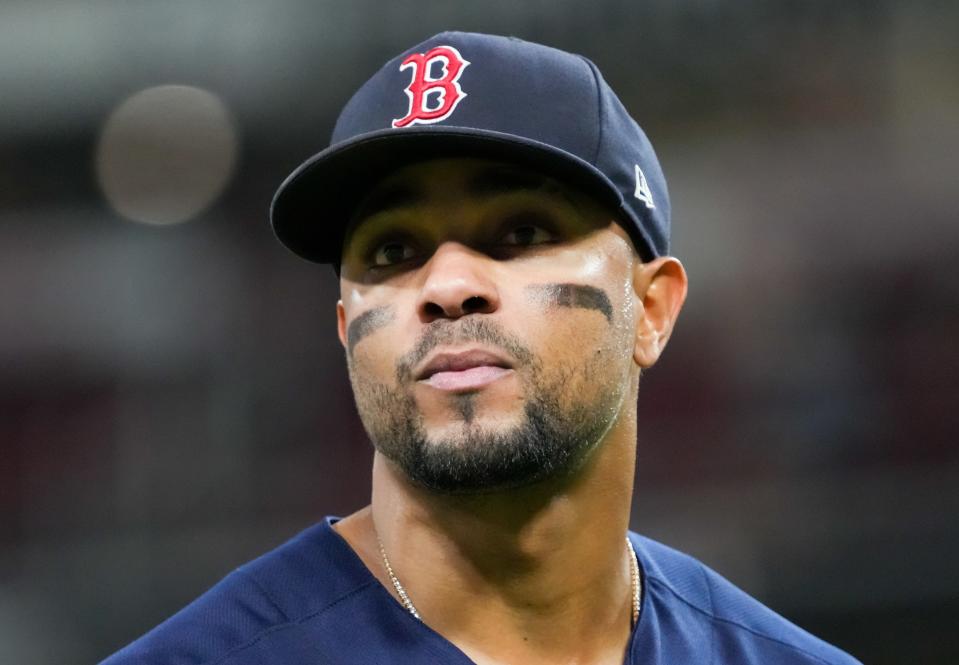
[335,422,638,665]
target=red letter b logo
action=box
[392,46,470,128]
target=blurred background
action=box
[2,1,957,663]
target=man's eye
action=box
[372,241,415,266]
[499,225,553,246]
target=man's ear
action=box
[632,256,688,368]
[336,300,348,350]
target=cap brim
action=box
[270,126,646,265]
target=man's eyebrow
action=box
[351,165,579,227]
[352,183,423,222]
[467,166,548,196]
[468,166,580,208]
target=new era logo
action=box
[634,164,655,209]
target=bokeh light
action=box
[95,85,238,226]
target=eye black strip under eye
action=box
[347,306,394,355]
[527,283,613,323]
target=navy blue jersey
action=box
[102,517,860,664]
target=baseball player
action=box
[103,32,861,664]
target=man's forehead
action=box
[351,158,574,223]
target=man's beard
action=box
[349,317,623,494]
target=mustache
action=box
[396,317,535,383]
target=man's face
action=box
[337,158,641,494]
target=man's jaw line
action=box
[371,399,634,544]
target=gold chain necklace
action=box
[378,537,642,628]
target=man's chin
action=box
[413,382,525,429]
[393,450,559,496]
[377,418,585,495]
[419,412,525,446]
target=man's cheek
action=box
[533,310,610,358]
[349,341,399,385]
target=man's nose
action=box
[416,242,500,322]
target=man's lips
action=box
[415,350,514,391]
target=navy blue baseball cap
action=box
[271,31,670,264]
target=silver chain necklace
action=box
[378,537,642,627]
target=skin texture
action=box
[333,158,687,665]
